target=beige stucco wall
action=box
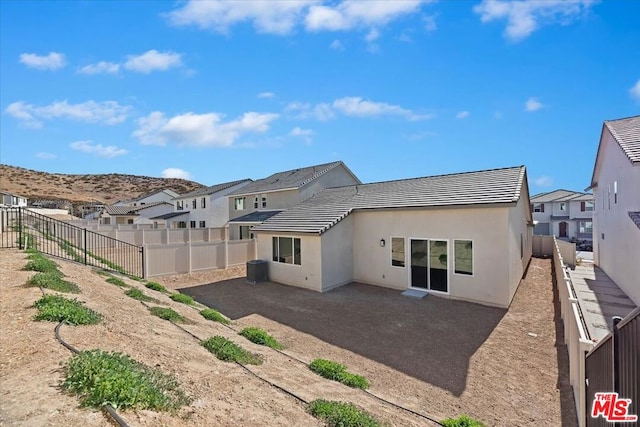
[321,214,354,291]
[299,165,360,201]
[351,206,514,307]
[592,127,640,305]
[507,192,533,304]
[256,232,323,291]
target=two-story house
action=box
[531,189,594,242]
[588,115,640,305]
[226,161,361,240]
[0,191,28,207]
[115,189,180,207]
[164,179,252,229]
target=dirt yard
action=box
[0,249,577,426]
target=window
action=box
[579,221,593,234]
[176,200,184,211]
[533,203,544,213]
[454,240,473,275]
[234,197,245,211]
[391,237,405,267]
[127,219,134,225]
[261,194,267,208]
[614,181,618,204]
[201,197,206,208]
[177,221,186,229]
[190,221,196,228]
[240,226,254,240]
[199,221,206,228]
[192,199,197,209]
[254,196,259,209]
[520,234,524,259]
[103,217,111,225]
[272,237,301,265]
[559,202,566,211]
[581,201,594,212]
[608,184,611,209]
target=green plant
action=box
[33,295,100,325]
[201,336,262,365]
[145,281,168,293]
[62,349,190,411]
[309,359,369,390]
[106,277,128,288]
[199,308,230,325]
[27,272,80,293]
[169,293,195,306]
[239,327,283,349]
[125,288,157,303]
[23,255,59,274]
[149,307,187,323]
[441,415,486,427]
[307,400,381,427]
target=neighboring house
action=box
[530,189,594,241]
[29,199,73,213]
[0,190,27,207]
[253,166,533,308]
[226,161,361,240]
[115,189,180,207]
[588,115,640,306]
[99,202,174,226]
[171,179,252,229]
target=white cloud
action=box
[258,92,276,99]
[290,126,314,144]
[456,111,470,119]
[161,168,192,180]
[533,175,554,187]
[70,140,128,158]
[36,152,56,160]
[630,79,640,101]
[133,111,279,147]
[525,97,544,112]
[424,15,437,32]
[78,61,120,75]
[365,28,380,42]
[167,0,316,34]
[19,52,66,70]
[123,50,182,73]
[474,0,597,42]
[284,102,335,121]
[332,97,431,120]
[5,100,132,127]
[306,0,427,32]
[329,39,345,50]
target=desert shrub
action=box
[23,255,59,274]
[239,327,284,349]
[307,399,381,427]
[441,415,486,427]
[169,293,195,306]
[200,308,229,325]
[148,307,187,323]
[145,281,168,293]
[105,277,128,288]
[125,288,156,303]
[28,272,80,293]
[309,359,369,389]
[201,336,262,365]
[62,349,190,411]
[33,295,100,325]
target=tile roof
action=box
[531,189,593,203]
[177,179,252,199]
[253,166,527,235]
[151,211,190,220]
[605,115,640,163]
[228,210,283,223]
[105,201,168,215]
[629,212,640,231]
[228,161,359,196]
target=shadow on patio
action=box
[180,280,506,397]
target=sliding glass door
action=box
[410,239,448,292]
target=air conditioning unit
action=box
[246,259,268,284]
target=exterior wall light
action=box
[380,239,386,247]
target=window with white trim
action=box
[254,196,259,209]
[199,221,206,228]
[391,237,405,267]
[261,194,267,208]
[614,181,618,204]
[454,240,473,275]
[190,220,196,228]
[579,221,593,234]
[201,197,206,208]
[176,200,184,211]
[234,197,245,211]
[272,237,301,265]
[192,199,197,209]
[533,203,544,213]
[559,202,566,211]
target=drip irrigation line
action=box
[53,321,130,427]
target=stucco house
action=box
[115,189,180,207]
[226,161,361,240]
[588,115,640,305]
[253,165,533,308]
[531,189,593,241]
[0,190,27,207]
[168,179,252,229]
[99,202,174,226]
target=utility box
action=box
[246,259,268,284]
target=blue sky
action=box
[1,0,639,195]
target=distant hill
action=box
[0,164,206,205]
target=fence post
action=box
[612,316,623,396]
[141,246,146,279]
[18,207,23,250]
[83,228,88,265]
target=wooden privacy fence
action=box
[585,306,639,426]
[0,207,144,278]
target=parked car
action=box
[577,241,593,251]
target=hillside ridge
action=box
[0,164,206,204]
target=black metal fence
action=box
[0,207,144,278]
[585,306,639,426]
